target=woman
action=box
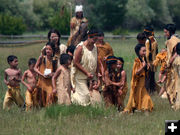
[164,24,180,105]
[71,29,98,106]
[42,29,67,67]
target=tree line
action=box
[0,0,180,35]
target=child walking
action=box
[21,58,38,111]
[52,54,73,105]
[103,56,118,107]
[111,57,128,111]
[3,55,24,109]
[34,42,57,107]
[123,44,153,114]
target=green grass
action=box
[0,38,180,135]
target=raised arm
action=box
[136,60,146,75]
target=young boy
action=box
[3,55,24,110]
[137,32,146,44]
[21,58,38,111]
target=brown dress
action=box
[36,56,55,107]
[56,66,71,105]
[124,58,154,113]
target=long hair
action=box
[47,29,61,53]
[106,56,117,80]
[44,42,57,72]
[134,44,148,71]
[116,57,124,81]
[164,24,176,39]
[176,42,180,55]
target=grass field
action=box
[0,37,180,135]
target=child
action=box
[103,56,118,107]
[123,44,153,114]
[111,57,128,111]
[137,32,146,44]
[89,80,102,105]
[66,44,76,59]
[21,58,38,111]
[34,42,57,107]
[3,55,24,109]
[153,48,167,83]
[52,54,73,105]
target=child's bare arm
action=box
[52,67,62,93]
[4,70,9,86]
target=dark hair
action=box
[176,42,180,55]
[106,56,117,80]
[164,24,176,38]
[60,53,71,65]
[7,55,17,64]
[87,29,99,38]
[66,45,76,55]
[28,58,37,66]
[134,44,145,62]
[137,32,146,41]
[44,42,57,72]
[134,44,148,71]
[47,29,61,46]
[106,56,117,72]
[98,30,104,37]
[144,26,154,37]
[45,42,56,56]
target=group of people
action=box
[2,5,180,114]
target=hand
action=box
[87,72,93,79]
[142,61,146,68]
[93,84,99,90]
[104,57,107,61]
[27,85,33,93]
[147,63,151,69]
[72,88,75,93]
[52,89,57,94]
[118,89,123,95]
[98,73,102,78]
[44,74,51,79]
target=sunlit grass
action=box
[0,38,179,135]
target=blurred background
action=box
[0,0,180,36]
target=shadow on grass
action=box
[45,104,115,119]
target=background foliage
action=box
[0,0,180,34]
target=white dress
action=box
[71,42,97,106]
